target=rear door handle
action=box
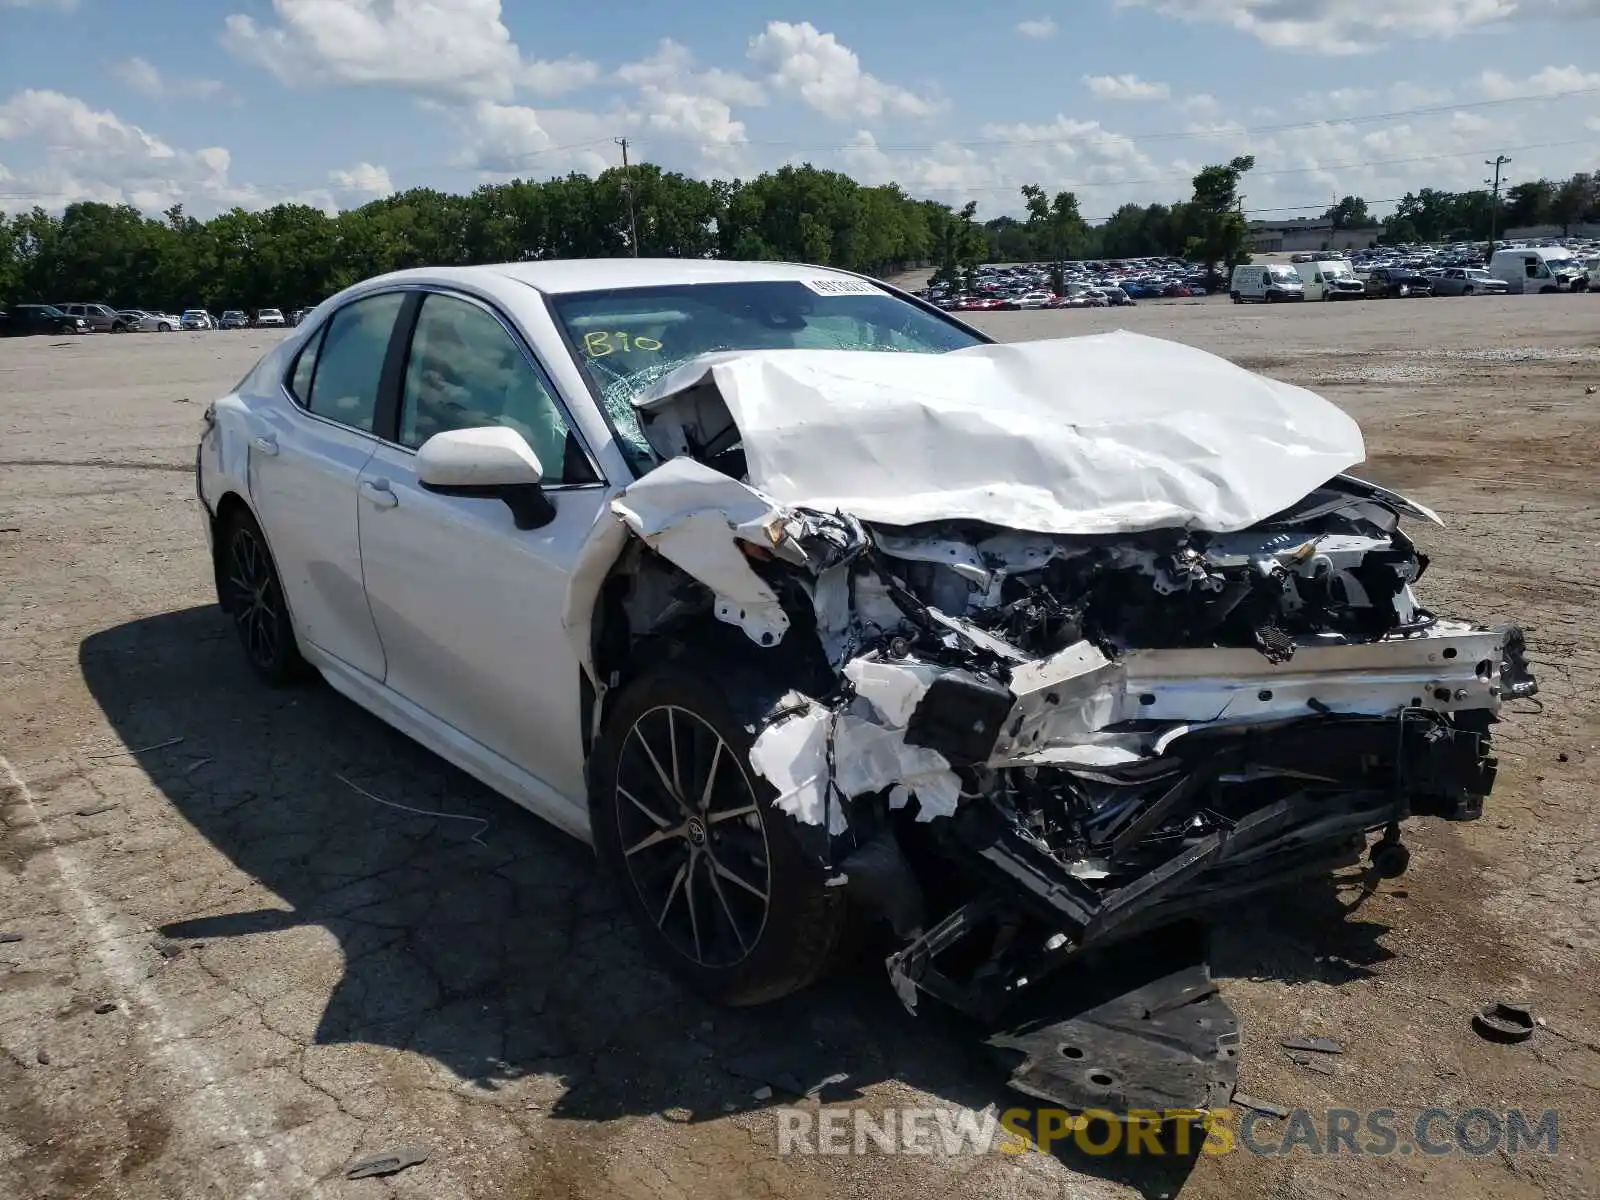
[252,435,278,456]
[361,478,398,509]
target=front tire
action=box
[590,666,848,1007]
[218,507,307,685]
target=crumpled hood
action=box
[632,331,1365,535]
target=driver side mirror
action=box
[415,426,555,531]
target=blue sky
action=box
[1,0,1596,221]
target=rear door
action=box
[245,290,408,680]
[355,288,611,808]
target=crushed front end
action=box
[602,460,1536,1111]
[594,338,1537,1112]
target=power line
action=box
[633,85,1600,155]
[865,137,1596,195]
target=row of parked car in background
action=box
[0,302,313,337]
[919,258,1215,311]
[910,237,1600,315]
[1232,241,1600,303]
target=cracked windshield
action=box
[549,279,984,466]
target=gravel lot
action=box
[3,297,1598,1199]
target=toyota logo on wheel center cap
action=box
[686,816,708,846]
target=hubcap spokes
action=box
[228,529,279,668]
[616,705,770,968]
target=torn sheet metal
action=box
[748,693,963,833]
[991,641,1125,761]
[609,456,791,646]
[633,333,1365,535]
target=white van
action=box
[1487,247,1582,294]
[1231,263,1305,303]
[1294,259,1366,301]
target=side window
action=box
[286,325,324,407]
[304,292,405,433]
[398,293,593,485]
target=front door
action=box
[247,290,406,680]
[356,289,612,809]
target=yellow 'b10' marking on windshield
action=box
[583,330,663,357]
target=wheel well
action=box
[580,542,831,757]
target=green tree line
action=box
[986,170,1599,259]
[0,163,975,312]
[986,156,1257,278]
[3,155,1591,312]
[1374,172,1599,244]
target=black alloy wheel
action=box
[590,666,848,1006]
[614,704,772,970]
[220,510,306,684]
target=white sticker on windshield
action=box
[802,277,884,297]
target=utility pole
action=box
[616,137,640,257]
[1485,155,1510,258]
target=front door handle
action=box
[252,435,278,456]
[361,478,399,509]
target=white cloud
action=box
[1294,82,1456,113]
[0,0,80,9]
[113,56,165,96]
[520,56,601,96]
[221,0,524,100]
[328,161,393,198]
[747,21,942,120]
[0,89,250,212]
[1016,17,1059,38]
[1479,64,1600,98]
[1083,73,1171,101]
[1387,82,1453,107]
[618,39,765,107]
[451,100,616,178]
[113,56,227,101]
[1113,0,1580,53]
[1319,87,1377,111]
[630,90,748,167]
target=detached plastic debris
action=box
[1233,1092,1290,1119]
[346,1144,430,1180]
[1472,1001,1535,1044]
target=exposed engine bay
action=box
[582,336,1539,1112]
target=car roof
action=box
[360,258,879,297]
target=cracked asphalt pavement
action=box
[3,297,1599,1198]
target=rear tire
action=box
[217,507,308,685]
[590,666,848,1007]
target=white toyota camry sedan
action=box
[197,258,1533,1109]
